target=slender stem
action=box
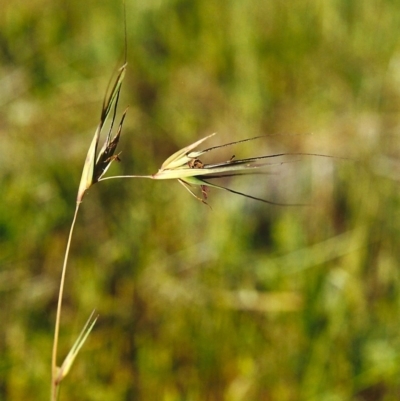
[99,174,153,181]
[51,202,81,401]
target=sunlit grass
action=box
[2,1,400,400]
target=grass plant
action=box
[50,62,127,400]
[2,1,400,400]
[50,58,343,399]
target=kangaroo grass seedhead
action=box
[151,133,340,206]
[103,133,348,206]
[77,63,127,203]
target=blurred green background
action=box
[2,0,400,400]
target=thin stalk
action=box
[50,202,81,401]
[99,175,152,181]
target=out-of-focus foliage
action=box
[2,0,400,400]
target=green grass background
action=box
[2,0,400,400]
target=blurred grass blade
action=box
[55,310,98,384]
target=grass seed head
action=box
[77,64,127,203]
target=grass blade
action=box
[55,310,99,384]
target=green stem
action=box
[50,202,81,401]
[99,174,152,181]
